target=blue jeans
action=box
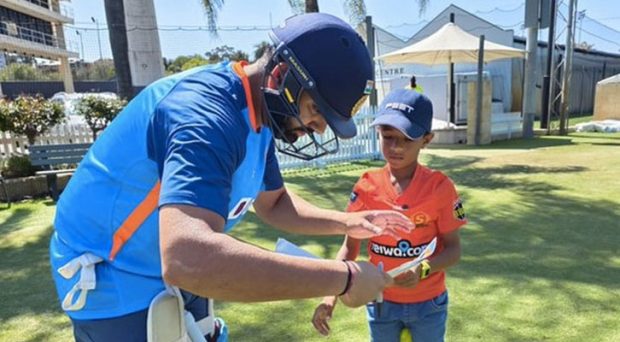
[366,291,449,342]
[72,290,228,342]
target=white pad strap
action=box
[57,253,103,311]
[148,285,190,342]
[195,299,215,337]
[148,285,216,342]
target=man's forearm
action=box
[160,204,350,301]
[255,189,348,235]
[163,229,349,301]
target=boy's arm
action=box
[392,230,461,288]
[323,236,363,305]
[312,236,363,336]
[427,230,461,274]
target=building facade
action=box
[0,0,77,93]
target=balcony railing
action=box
[25,0,50,10]
[0,21,66,49]
[14,0,74,19]
[59,2,73,19]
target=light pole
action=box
[577,10,586,45]
[91,16,103,60]
[76,30,84,61]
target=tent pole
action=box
[449,13,456,124]
[475,35,485,145]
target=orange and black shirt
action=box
[347,164,467,303]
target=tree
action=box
[180,55,209,70]
[165,55,194,74]
[104,0,134,100]
[201,0,430,33]
[74,96,127,140]
[0,95,64,145]
[253,41,272,61]
[205,45,248,63]
[0,63,41,81]
[200,0,225,34]
[73,59,116,81]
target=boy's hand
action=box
[392,264,422,288]
[312,300,335,336]
[344,210,414,240]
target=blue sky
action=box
[68,0,620,61]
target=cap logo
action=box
[351,95,368,116]
[385,102,414,115]
[364,80,374,95]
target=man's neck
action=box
[243,62,267,127]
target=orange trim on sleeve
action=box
[232,61,261,132]
[108,181,161,261]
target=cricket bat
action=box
[386,237,437,277]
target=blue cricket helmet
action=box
[264,13,374,160]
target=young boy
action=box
[312,89,467,342]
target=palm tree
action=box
[103,0,134,100]
[253,41,272,61]
[201,0,430,33]
[200,0,225,33]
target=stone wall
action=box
[0,174,71,202]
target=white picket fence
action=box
[0,124,93,159]
[1,109,381,168]
[276,108,381,169]
[1,107,527,168]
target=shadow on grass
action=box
[0,224,61,322]
[431,136,575,151]
[0,207,37,235]
[1,153,617,341]
[227,157,618,341]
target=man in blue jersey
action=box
[50,13,413,341]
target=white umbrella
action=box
[376,22,525,65]
[376,23,525,145]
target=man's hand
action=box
[344,210,414,240]
[339,261,393,308]
[392,265,422,288]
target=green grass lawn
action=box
[535,114,593,130]
[1,132,619,342]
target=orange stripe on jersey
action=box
[108,181,161,261]
[232,61,261,132]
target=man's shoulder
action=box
[156,63,246,127]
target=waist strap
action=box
[57,253,103,311]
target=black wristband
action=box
[339,260,353,296]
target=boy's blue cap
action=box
[371,89,433,139]
[270,13,374,139]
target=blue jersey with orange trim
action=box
[50,62,283,319]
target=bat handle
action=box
[376,262,384,303]
[375,262,384,317]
